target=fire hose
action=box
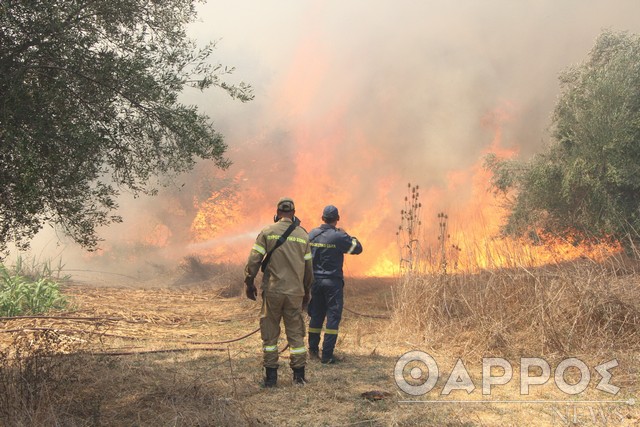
[2,306,388,357]
[196,328,299,352]
[343,307,390,319]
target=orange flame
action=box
[186,102,620,277]
[90,30,617,277]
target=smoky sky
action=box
[19,0,640,275]
[182,0,640,202]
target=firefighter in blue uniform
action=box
[307,205,363,364]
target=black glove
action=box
[244,276,257,301]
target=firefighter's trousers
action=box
[260,292,307,369]
[307,278,343,359]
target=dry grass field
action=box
[1,257,639,426]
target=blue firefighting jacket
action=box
[308,224,363,279]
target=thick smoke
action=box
[19,0,640,277]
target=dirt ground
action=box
[2,270,639,427]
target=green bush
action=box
[486,30,640,246]
[0,263,68,317]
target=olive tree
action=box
[0,0,252,255]
[486,30,640,245]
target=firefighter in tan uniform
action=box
[244,197,313,387]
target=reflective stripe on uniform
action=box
[252,244,266,255]
[325,328,339,335]
[308,327,322,334]
[290,346,307,355]
[304,252,312,260]
[263,345,278,352]
[310,242,337,248]
[347,238,358,254]
[266,235,307,244]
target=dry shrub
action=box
[0,331,89,426]
[0,330,251,426]
[390,256,640,357]
[176,255,221,283]
[174,256,244,297]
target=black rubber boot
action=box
[264,367,278,388]
[292,366,306,385]
[309,349,320,361]
[321,353,342,364]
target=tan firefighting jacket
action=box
[245,218,314,296]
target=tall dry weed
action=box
[390,256,640,358]
[0,330,250,426]
[0,331,89,426]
